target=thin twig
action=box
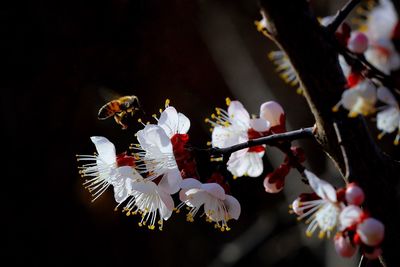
[358,255,365,267]
[326,0,361,33]
[379,255,388,267]
[204,127,314,156]
[333,122,351,183]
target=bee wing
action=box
[98,87,121,102]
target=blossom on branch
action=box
[376,86,400,144]
[132,124,182,194]
[178,178,241,231]
[207,99,286,178]
[291,170,343,239]
[363,0,400,74]
[122,172,175,231]
[76,136,135,202]
[333,80,377,117]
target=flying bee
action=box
[98,95,141,129]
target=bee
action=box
[98,95,141,129]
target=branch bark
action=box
[207,127,314,156]
[259,0,400,266]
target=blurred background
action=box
[3,0,365,266]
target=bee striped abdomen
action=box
[98,100,121,119]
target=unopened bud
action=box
[357,218,385,246]
[260,101,285,127]
[347,31,369,54]
[345,183,365,205]
[263,177,283,193]
[334,234,357,258]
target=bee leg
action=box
[126,108,134,117]
[114,112,128,130]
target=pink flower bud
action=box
[340,205,362,228]
[263,177,283,193]
[291,198,303,215]
[334,234,357,258]
[345,183,365,205]
[347,31,369,54]
[364,247,382,260]
[357,218,385,246]
[260,101,285,127]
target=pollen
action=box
[225,97,231,106]
[165,99,170,108]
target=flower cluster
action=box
[332,0,400,144]
[206,99,286,178]
[77,101,241,231]
[258,0,400,146]
[77,96,386,261]
[291,170,384,259]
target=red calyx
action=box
[336,188,347,203]
[171,134,189,153]
[346,72,362,88]
[265,163,290,190]
[270,114,286,134]
[171,133,199,179]
[116,152,136,167]
[335,22,351,46]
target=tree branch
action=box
[259,1,400,266]
[326,0,361,33]
[207,127,314,156]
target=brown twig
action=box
[333,122,351,183]
[205,127,314,156]
[326,0,361,33]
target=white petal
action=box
[339,205,363,229]
[137,124,173,154]
[377,107,400,133]
[158,106,179,137]
[250,118,270,132]
[158,190,174,220]
[90,136,116,165]
[157,168,182,194]
[227,150,250,177]
[184,189,208,207]
[305,170,337,202]
[201,183,226,200]
[367,0,397,41]
[228,101,250,127]
[260,101,285,127]
[360,81,377,103]
[180,178,202,190]
[245,153,264,177]
[177,113,190,134]
[114,166,136,180]
[224,195,241,220]
[211,125,247,148]
[159,206,173,221]
[130,180,158,194]
[113,183,129,203]
[341,89,359,110]
[158,188,175,211]
[377,86,398,107]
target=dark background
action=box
[4,0,362,266]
